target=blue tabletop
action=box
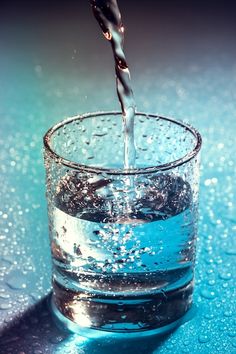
[0,1,235,353]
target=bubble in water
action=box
[138,321,146,328]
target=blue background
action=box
[0,1,235,353]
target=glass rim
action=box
[43,111,202,175]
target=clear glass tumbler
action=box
[43,112,202,336]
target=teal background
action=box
[0,1,235,353]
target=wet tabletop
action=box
[0,1,235,353]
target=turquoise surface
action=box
[0,2,235,353]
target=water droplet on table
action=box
[225,248,236,256]
[231,339,236,348]
[198,333,210,343]
[200,288,217,299]
[0,292,10,299]
[204,313,214,320]
[6,270,28,290]
[0,302,12,310]
[228,330,236,338]
[49,334,67,344]
[219,272,232,280]
[223,310,233,318]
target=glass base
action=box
[51,294,195,339]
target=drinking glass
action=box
[43,111,202,336]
